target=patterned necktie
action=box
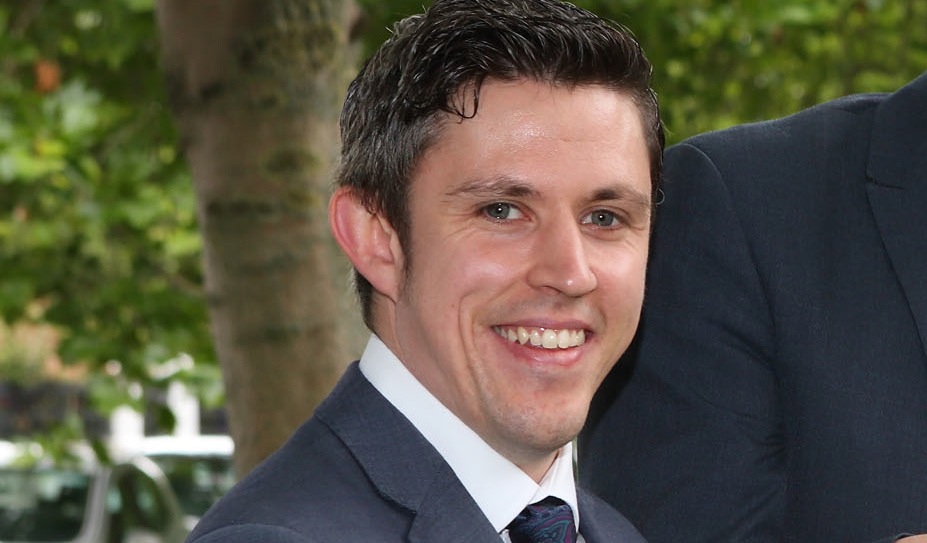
[507,496,578,543]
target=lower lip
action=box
[494,332,586,368]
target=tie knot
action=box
[507,497,577,543]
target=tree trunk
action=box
[155,0,364,476]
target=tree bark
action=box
[155,0,364,476]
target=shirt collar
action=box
[358,335,580,533]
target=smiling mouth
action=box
[492,326,586,349]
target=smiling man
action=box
[186,0,663,541]
[363,78,654,486]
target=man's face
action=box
[391,79,651,478]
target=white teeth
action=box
[493,326,586,349]
[542,329,558,348]
[529,329,542,346]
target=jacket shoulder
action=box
[679,92,884,156]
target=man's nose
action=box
[525,222,597,297]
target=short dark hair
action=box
[337,0,664,329]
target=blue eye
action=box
[583,210,619,227]
[484,202,522,220]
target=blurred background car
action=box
[0,440,188,543]
[141,434,235,530]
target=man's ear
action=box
[328,186,403,302]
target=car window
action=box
[0,468,90,541]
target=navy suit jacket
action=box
[188,363,645,542]
[580,72,927,542]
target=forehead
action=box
[414,79,651,203]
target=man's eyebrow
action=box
[445,175,539,200]
[445,175,652,210]
[590,186,652,211]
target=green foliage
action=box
[0,321,49,385]
[584,0,927,142]
[0,0,212,414]
[356,0,927,144]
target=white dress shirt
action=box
[359,335,585,541]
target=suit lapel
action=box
[576,489,646,543]
[317,364,499,542]
[577,491,607,543]
[865,72,927,361]
[406,476,501,543]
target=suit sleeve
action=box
[579,141,785,542]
